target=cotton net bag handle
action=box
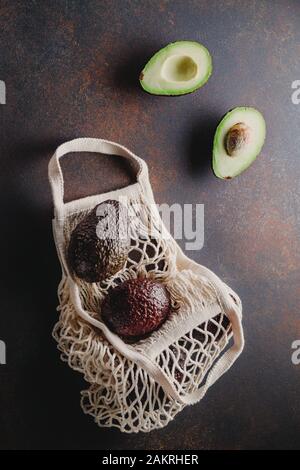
[48,137,149,220]
[48,137,244,406]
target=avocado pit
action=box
[225,122,251,157]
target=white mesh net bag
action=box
[48,138,244,433]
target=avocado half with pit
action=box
[140,41,212,96]
[213,107,266,179]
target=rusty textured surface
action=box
[0,0,299,450]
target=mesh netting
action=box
[53,192,233,432]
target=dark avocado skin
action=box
[101,278,171,339]
[68,200,130,283]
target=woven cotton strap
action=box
[48,137,149,220]
[68,275,243,405]
[49,138,244,405]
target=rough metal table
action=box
[0,0,299,450]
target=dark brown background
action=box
[0,0,299,450]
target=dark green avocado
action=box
[68,200,130,283]
[101,278,171,339]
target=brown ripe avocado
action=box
[101,278,171,339]
[68,200,130,283]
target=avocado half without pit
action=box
[140,41,212,96]
[213,107,266,179]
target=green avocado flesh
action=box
[139,41,212,96]
[213,107,266,179]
